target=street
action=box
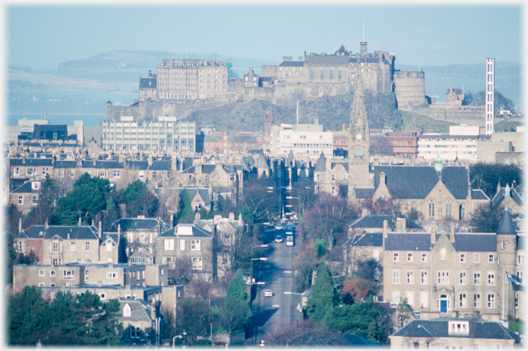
[248,223,303,345]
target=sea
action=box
[4,113,105,126]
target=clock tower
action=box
[348,59,373,199]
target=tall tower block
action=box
[485,58,495,135]
[348,60,373,200]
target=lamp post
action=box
[182,330,187,348]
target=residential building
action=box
[10,180,41,214]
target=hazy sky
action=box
[5,4,524,69]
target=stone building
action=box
[110,217,170,259]
[139,70,157,102]
[155,224,213,281]
[10,180,41,214]
[389,318,520,349]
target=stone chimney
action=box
[45,220,49,230]
[18,218,22,233]
[361,208,369,217]
[238,213,243,224]
[117,223,121,235]
[396,218,406,232]
[450,221,455,242]
[382,220,388,239]
[229,212,235,221]
[79,217,82,227]
[98,221,102,238]
[194,212,201,224]
[150,302,157,320]
[431,221,436,244]
[170,214,174,229]
[380,171,386,185]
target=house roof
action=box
[385,233,435,251]
[491,187,525,207]
[496,209,517,235]
[139,77,157,89]
[331,162,348,171]
[17,225,99,240]
[10,158,54,167]
[159,224,212,238]
[118,299,153,323]
[54,160,77,168]
[392,319,520,343]
[471,189,489,200]
[149,160,171,171]
[314,152,326,172]
[354,188,376,199]
[385,232,498,252]
[110,218,170,233]
[82,160,124,169]
[372,166,469,200]
[127,160,149,170]
[278,61,304,67]
[12,181,40,194]
[452,233,497,252]
[343,232,383,248]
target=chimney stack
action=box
[450,221,455,242]
[382,220,388,239]
[79,217,82,227]
[431,221,436,244]
[118,223,121,235]
[18,218,22,233]
[98,221,102,238]
[45,220,49,230]
[396,218,406,232]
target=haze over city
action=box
[6,4,523,69]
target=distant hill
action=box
[397,62,521,105]
[57,50,278,81]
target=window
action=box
[407,253,413,262]
[52,242,58,253]
[459,271,467,285]
[517,254,525,265]
[70,242,76,252]
[18,241,24,253]
[474,272,481,285]
[50,283,55,287]
[113,170,120,178]
[106,272,117,279]
[440,248,446,260]
[474,254,480,263]
[52,258,58,266]
[460,254,466,263]
[50,270,56,277]
[18,196,23,205]
[71,170,75,178]
[407,271,413,284]
[517,271,523,283]
[100,293,106,300]
[85,242,90,252]
[488,254,494,263]
[392,270,400,284]
[488,272,495,285]
[39,283,45,287]
[191,240,201,251]
[39,270,45,277]
[192,257,203,270]
[428,201,435,219]
[180,239,186,251]
[63,270,75,280]
[446,201,452,218]
[123,303,131,317]
[515,292,520,309]
[487,294,495,308]
[421,253,427,262]
[459,293,467,308]
[474,294,481,308]
[32,195,38,205]
[421,271,428,284]
[437,271,449,285]
[393,253,399,262]
[106,242,112,252]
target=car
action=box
[274,224,284,230]
[259,340,266,347]
[264,289,273,297]
[286,235,294,246]
[275,234,284,243]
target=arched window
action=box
[354,148,363,158]
[446,200,452,218]
[428,201,435,219]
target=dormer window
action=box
[31,182,40,190]
[123,303,131,317]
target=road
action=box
[248,223,303,345]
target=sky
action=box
[4,3,525,69]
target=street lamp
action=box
[182,330,187,348]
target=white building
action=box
[271,121,334,159]
[101,116,196,152]
[418,125,479,161]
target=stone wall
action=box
[394,71,427,109]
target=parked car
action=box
[274,224,284,230]
[275,234,284,243]
[264,289,273,297]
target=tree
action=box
[213,270,251,334]
[177,298,211,345]
[239,181,278,224]
[470,202,504,232]
[54,173,112,225]
[341,278,376,303]
[305,260,340,322]
[168,257,194,285]
[292,243,318,293]
[470,163,522,198]
[303,195,357,251]
[175,189,194,224]
[397,298,411,328]
[8,286,50,345]
[120,180,159,218]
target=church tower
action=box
[348,59,373,199]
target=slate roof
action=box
[497,210,517,235]
[343,232,383,248]
[187,188,210,203]
[118,299,153,323]
[314,152,326,172]
[350,215,391,229]
[101,233,119,246]
[304,55,350,67]
[331,162,348,171]
[159,224,212,238]
[17,225,99,240]
[491,187,525,207]
[296,332,381,347]
[127,160,149,170]
[372,166,469,200]
[354,188,376,199]
[54,160,77,168]
[139,77,157,89]
[110,218,170,233]
[471,189,489,200]
[12,181,39,194]
[256,153,268,169]
[385,233,434,251]
[452,234,497,252]
[392,319,520,343]
[223,164,242,173]
[149,160,171,171]
[10,158,53,167]
[82,160,124,169]
[278,61,304,67]
[349,57,381,64]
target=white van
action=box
[286,235,294,246]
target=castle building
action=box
[156,59,228,101]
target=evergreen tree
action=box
[214,270,251,333]
[120,180,159,218]
[305,260,340,322]
[175,189,194,224]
